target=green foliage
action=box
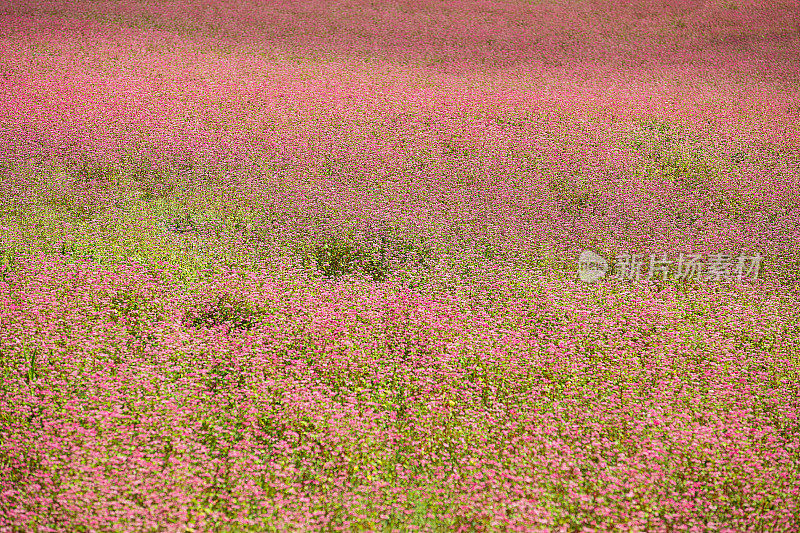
[630,118,680,161]
[163,212,198,234]
[305,237,363,279]
[493,113,537,128]
[109,287,164,350]
[119,152,177,202]
[0,246,17,282]
[254,414,289,453]
[169,150,196,177]
[183,293,265,334]
[57,241,105,264]
[730,150,748,165]
[47,193,98,223]
[659,151,715,194]
[72,160,121,184]
[548,172,595,217]
[215,208,254,237]
[640,117,672,136]
[298,232,433,282]
[476,238,501,261]
[360,232,433,282]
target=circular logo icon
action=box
[578,250,608,282]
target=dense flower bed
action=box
[1,0,799,530]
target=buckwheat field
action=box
[1,1,799,531]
